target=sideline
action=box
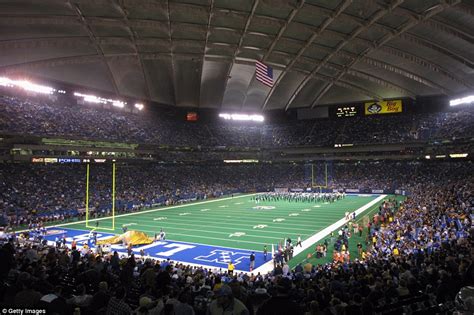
[252,194,387,275]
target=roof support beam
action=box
[290,27,473,88]
[67,1,121,95]
[260,0,353,111]
[115,0,152,100]
[240,0,305,110]
[219,0,260,108]
[308,0,461,108]
[166,0,178,106]
[323,63,417,98]
[2,32,468,90]
[300,43,453,93]
[312,72,383,100]
[378,46,473,88]
[0,3,471,46]
[285,0,405,111]
[198,0,215,108]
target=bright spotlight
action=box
[0,77,55,94]
[218,113,264,122]
[450,95,474,106]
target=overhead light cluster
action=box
[219,113,264,122]
[74,92,126,108]
[449,153,468,158]
[426,153,467,159]
[450,95,474,106]
[0,77,56,94]
[223,159,259,163]
[0,76,146,111]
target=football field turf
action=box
[43,193,386,272]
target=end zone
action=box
[43,227,266,272]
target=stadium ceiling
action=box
[0,0,473,111]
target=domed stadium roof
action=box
[0,0,473,110]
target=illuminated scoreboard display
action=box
[331,105,360,118]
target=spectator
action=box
[207,285,249,315]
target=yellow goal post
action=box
[85,163,116,231]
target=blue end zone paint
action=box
[44,227,266,271]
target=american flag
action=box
[255,61,274,87]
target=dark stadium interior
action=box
[0,0,473,315]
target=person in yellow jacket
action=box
[228,261,235,276]
[393,247,400,256]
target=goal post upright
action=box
[85,162,116,231]
[311,162,329,190]
[85,163,90,224]
[111,162,116,230]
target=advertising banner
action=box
[345,189,360,193]
[290,188,304,192]
[371,189,384,194]
[365,100,402,115]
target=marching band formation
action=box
[252,191,346,203]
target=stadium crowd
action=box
[0,91,473,314]
[2,161,471,227]
[1,94,473,147]
[0,160,472,315]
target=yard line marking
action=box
[229,232,246,238]
[120,224,284,240]
[16,193,256,233]
[143,219,319,232]
[133,207,347,220]
[122,223,137,227]
[58,226,295,253]
[153,217,167,221]
[137,216,320,229]
[133,227,281,246]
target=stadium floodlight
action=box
[75,92,105,104]
[74,92,126,108]
[223,159,259,163]
[449,153,468,158]
[134,103,144,111]
[435,155,446,159]
[0,77,55,94]
[0,77,14,87]
[425,155,431,159]
[112,100,125,108]
[219,113,264,122]
[450,95,474,106]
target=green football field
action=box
[63,193,380,252]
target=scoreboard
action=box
[330,105,361,118]
[329,100,402,118]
